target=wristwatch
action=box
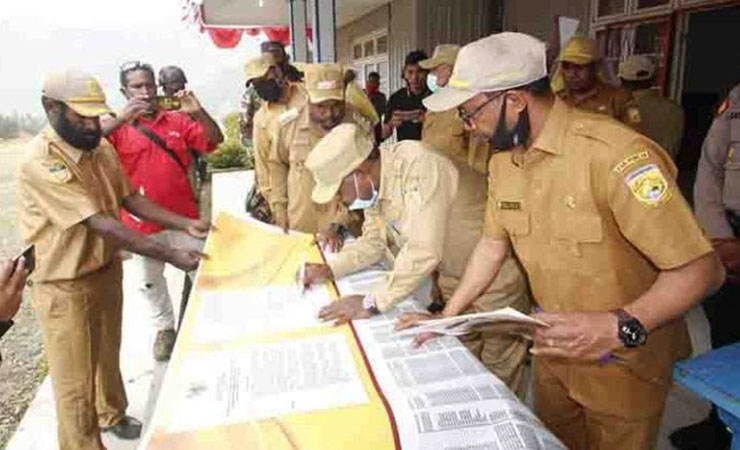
[612,308,647,348]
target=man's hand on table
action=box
[186,218,212,239]
[316,226,344,253]
[395,312,440,347]
[302,263,333,290]
[169,248,207,272]
[530,311,621,361]
[318,295,373,325]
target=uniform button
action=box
[574,122,584,130]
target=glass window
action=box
[636,0,670,10]
[364,40,375,58]
[376,35,388,54]
[353,43,362,60]
[597,0,626,18]
[634,22,661,54]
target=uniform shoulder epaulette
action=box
[278,107,300,127]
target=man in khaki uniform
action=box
[246,53,307,210]
[402,33,724,450]
[551,35,639,127]
[300,123,531,394]
[18,69,209,450]
[268,63,372,238]
[419,44,531,395]
[618,55,685,160]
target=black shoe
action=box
[101,416,142,440]
[669,413,731,450]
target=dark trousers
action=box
[702,281,740,349]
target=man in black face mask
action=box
[245,53,307,222]
[400,33,725,450]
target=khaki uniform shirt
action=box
[694,83,740,239]
[329,141,459,312]
[421,108,490,174]
[558,81,639,128]
[422,108,526,299]
[268,104,371,233]
[252,83,307,204]
[18,126,132,283]
[484,99,712,380]
[632,89,685,160]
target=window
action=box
[596,0,627,19]
[351,30,389,91]
[636,0,671,9]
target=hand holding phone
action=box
[12,245,35,276]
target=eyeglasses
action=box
[457,91,505,126]
[119,60,153,75]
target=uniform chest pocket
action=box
[289,139,313,165]
[553,213,603,257]
[497,209,530,237]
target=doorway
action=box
[676,3,740,200]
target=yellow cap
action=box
[419,44,460,70]
[305,123,374,204]
[557,35,600,65]
[618,55,655,81]
[424,32,547,112]
[42,68,112,117]
[304,63,345,103]
[244,53,277,85]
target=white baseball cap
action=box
[424,32,548,112]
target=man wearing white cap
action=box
[619,55,684,160]
[268,63,371,244]
[18,68,209,450]
[399,33,724,450]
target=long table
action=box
[137,212,566,450]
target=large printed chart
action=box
[138,212,566,450]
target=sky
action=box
[0,0,263,119]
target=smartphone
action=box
[12,244,35,276]
[155,96,181,111]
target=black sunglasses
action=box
[457,91,506,126]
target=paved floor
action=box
[4,170,716,450]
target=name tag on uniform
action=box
[498,201,521,211]
[729,110,740,120]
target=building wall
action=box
[388,0,419,93]
[336,5,390,68]
[503,0,590,42]
[417,0,503,53]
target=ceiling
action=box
[200,0,389,28]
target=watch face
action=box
[619,319,648,348]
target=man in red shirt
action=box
[102,61,223,361]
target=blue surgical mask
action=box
[348,173,378,211]
[427,73,440,93]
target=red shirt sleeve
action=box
[181,113,217,154]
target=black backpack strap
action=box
[132,121,187,172]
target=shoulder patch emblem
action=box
[41,159,72,183]
[613,151,649,173]
[624,163,672,207]
[278,108,299,126]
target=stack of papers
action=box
[395,307,549,337]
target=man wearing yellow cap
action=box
[268,63,372,244]
[245,53,307,221]
[419,44,532,395]
[619,55,684,160]
[552,35,639,127]
[18,69,209,450]
[399,33,724,450]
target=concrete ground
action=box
[4,170,716,450]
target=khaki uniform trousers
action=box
[32,260,127,450]
[533,356,670,450]
[438,273,530,399]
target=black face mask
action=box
[253,79,282,103]
[491,96,531,151]
[55,106,102,151]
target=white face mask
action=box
[427,73,441,93]
[348,172,378,211]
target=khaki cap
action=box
[245,53,277,85]
[304,63,345,103]
[305,123,374,204]
[557,35,600,65]
[42,68,112,117]
[619,55,655,81]
[419,44,460,70]
[424,32,547,112]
